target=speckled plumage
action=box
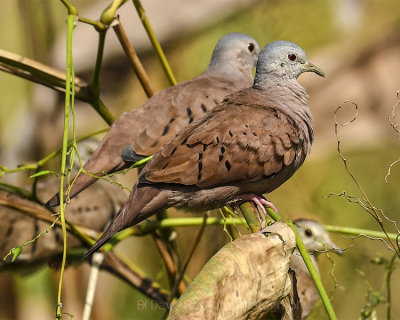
[85,40,325,257]
[46,33,259,207]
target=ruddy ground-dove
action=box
[85,40,325,256]
[46,32,260,207]
[292,219,342,319]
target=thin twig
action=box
[131,0,177,86]
[164,214,208,318]
[82,252,105,320]
[56,11,76,320]
[112,18,155,98]
[334,101,399,256]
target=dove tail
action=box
[84,185,169,258]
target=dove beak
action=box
[303,61,325,77]
[325,239,343,256]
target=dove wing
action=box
[143,92,304,188]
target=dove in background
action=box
[292,219,343,319]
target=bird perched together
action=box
[292,219,342,319]
[85,40,325,257]
[46,32,260,207]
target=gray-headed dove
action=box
[46,32,260,207]
[292,219,342,319]
[85,40,325,257]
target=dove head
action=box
[254,41,324,89]
[294,219,343,256]
[207,32,259,79]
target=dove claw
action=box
[230,193,278,229]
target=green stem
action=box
[239,202,263,232]
[91,31,107,97]
[266,208,337,320]
[89,98,115,125]
[325,225,399,242]
[101,0,128,25]
[60,0,77,15]
[132,0,177,86]
[385,254,397,320]
[56,13,76,319]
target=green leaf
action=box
[11,246,23,262]
[29,170,59,178]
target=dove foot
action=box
[228,194,278,229]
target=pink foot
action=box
[228,194,278,229]
[237,193,278,214]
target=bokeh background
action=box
[1,0,400,319]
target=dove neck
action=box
[253,75,314,152]
[207,58,253,81]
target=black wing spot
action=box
[5,220,14,237]
[187,107,192,117]
[219,155,223,161]
[245,124,249,128]
[229,130,233,137]
[169,118,175,123]
[181,137,188,145]
[189,117,194,124]
[170,146,177,155]
[243,132,247,135]
[198,161,203,180]
[216,136,220,144]
[162,162,169,169]
[162,125,169,136]
[203,144,207,151]
[201,103,207,112]
[225,160,231,171]
[253,132,257,136]
[221,146,225,153]
[198,152,203,160]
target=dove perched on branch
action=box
[46,32,260,207]
[85,40,325,257]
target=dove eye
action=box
[304,229,313,237]
[288,53,297,61]
[248,43,255,52]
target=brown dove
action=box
[292,219,342,319]
[0,139,125,271]
[85,40,325,257]
[46,32,260,207]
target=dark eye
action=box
[288,53,297,61]
[248,43,255,52]
[304,229,313,237]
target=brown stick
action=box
[112,18,155,98]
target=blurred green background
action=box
[1,0,400,319]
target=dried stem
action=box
[334,101,399,256]
[112,18,155,98]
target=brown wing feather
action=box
[131,75,249,157]
[144,95,304,188]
